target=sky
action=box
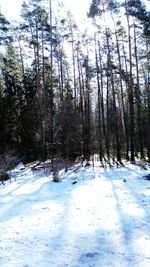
[0,0,21,20]
[0,0,149,26]
[0,0,149,37]
[0,0,91,24]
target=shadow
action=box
[1,164,150,267]
[105,172,150,265]
[0,180,52,221]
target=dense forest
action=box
[0,0,150,166]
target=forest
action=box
[0,0,150,169]
[1,1,150,266]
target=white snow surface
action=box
[0,161,150,267]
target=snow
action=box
[0,161,150,267]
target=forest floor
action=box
[0,160,150,267]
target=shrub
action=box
[0,172,9,183]
[0,151,19,183]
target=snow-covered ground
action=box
[0,161,150,267]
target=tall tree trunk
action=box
[106,31,121,162]
[77,46,85,156]
[133,23,144,159]
[145,40,150,161]
[95,35,103,162]
[112,16,129,160]
[49,0,54,162]
[41,25,47,160]
[98,41,110,164]
[125,1,135,162]
[84,52,91,160]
